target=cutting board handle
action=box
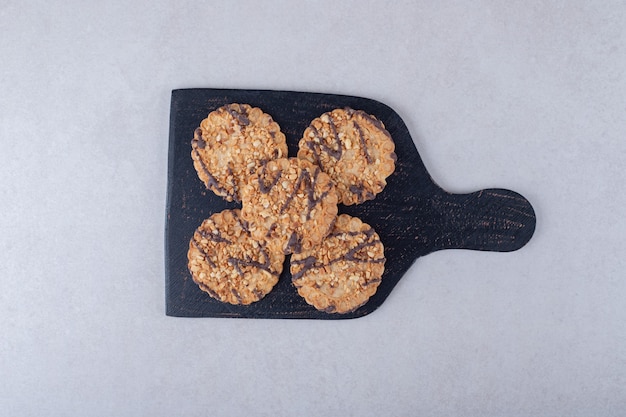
[432,188,536,252]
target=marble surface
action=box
[2,1,625,415]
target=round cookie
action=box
[290,214,385,314]
[240,157,338,255]
[187,209,284,305]
[297,107,396,205]
[192,103,288,202]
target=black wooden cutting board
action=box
[165,89,536,319]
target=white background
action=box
[2,1,625,415]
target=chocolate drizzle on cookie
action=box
[227,249,275,277]
[193,127,207,149]
[191,148,234,198]
[278,165,331,219]
[305,168,332,219]
[290,255,316,280]
[345,107,392,140]
[348,184,376,203]
[196,281,221,300]
[305,123,343,162]
[258,162,283,194]
[265,222,278,238]
[255,161,333,220]
[327,117,343,159]
[191,129,236,199]
[222,216,280,277]
[190,238,216,268]
[352,120,373,164]
[286,232,303,253]
[197,227,231,244]
[223,103,250,126]
[291,226,385,281]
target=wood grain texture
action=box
[165,89,536,319]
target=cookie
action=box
[187,209,284,305]
[290,214,385,313]
[240,157,338,255]
[297,107,396,205]
[191,103,288,202]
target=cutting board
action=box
[165,89,536,319]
